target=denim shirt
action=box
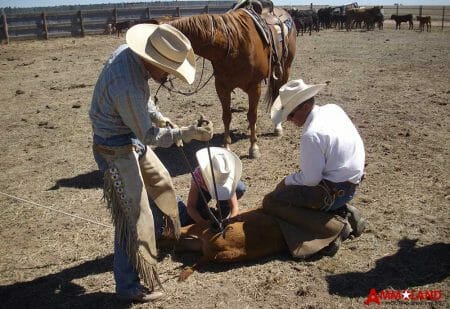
[89,44,179,148]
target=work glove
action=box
[154,115,178,129]
[180,119,213,143]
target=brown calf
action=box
[416,16,431,32]
[159,208,287,281]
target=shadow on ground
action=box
[326,238,450,297]
[0,254,135,308]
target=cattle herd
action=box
[103,5,433,37]
[285,6,433,35]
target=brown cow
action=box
[159,208,288,281]
[416,16,431,32]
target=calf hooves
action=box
[178,267,194,282]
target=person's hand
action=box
[154,116,178,129]
[180,120,213,143]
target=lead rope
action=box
[205,143,224,230]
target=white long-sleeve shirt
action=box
[285,104,365,186]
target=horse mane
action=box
[169,11,250,56]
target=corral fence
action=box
[1,2,449,43]
[383,5,448,28]
[0,1,234,43]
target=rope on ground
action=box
[0,191,112,229]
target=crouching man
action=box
[263,79,367,257]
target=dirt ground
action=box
[0,20,449,308]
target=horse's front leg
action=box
[247,84,261,159]
[215,79,232,149]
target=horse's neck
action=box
[169,15,230,62]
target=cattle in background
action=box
[345,6,383,31]
[416,16,431,32]
[103,23,115,35]
[289,9,319,36]
[318,7,333,29]
[374,11,384,29]
[391,14,414,30]
[114,20,132,37]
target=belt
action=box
[93,143,136,156]
[322,179,358,197]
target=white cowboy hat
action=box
[270,79,326,125]
[126,23,196,84]
[196,147,242,201]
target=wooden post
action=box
[113,8,117,24]
[442,6,445,31]
[419,6,422,17]
[146,7,151,19]
[41,12,48,40]
[1,13,9,44]
[310,3,313,10]
[78,10,84,37]
[176,7,181,17]
[204,5,209,14]
[396,3,399,16]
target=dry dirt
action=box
[0,21,449,308]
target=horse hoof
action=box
[274,127,283,137]
[249,146,261,159]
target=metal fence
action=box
[0,3,232,43]
[1,3,449,43]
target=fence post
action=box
[442,6,445,31]
[1,13,9,44]
[113,8,117,24]
[42,12,48,40]
[78,10,84,37]
[146,7,151,19]
[310,3,313,10]
[176,7,181,17]
[204,5,209,14]
[419,6,422,17]
[396,3,399,15]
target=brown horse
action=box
[168,8,296,158]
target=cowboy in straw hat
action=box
[263,79,367,258]
[89,23,214,302]
[181,147,246,225]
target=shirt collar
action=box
[127,46,151,80]
[304,105,318,128]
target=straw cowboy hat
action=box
[270,79,326,125]
[196,147,242,201]
[126,23,196,84]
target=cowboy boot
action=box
[346,204,367,237]
[320,222,351,257]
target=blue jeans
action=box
[328,181,357,211]
[93,133,178,294]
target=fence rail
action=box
[0,3,232,43]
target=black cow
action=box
[391,14,414,30]
[290,9,319,36]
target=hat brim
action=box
[126,24,196,84]
[271,84,326,125]
[196,147,242,201]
